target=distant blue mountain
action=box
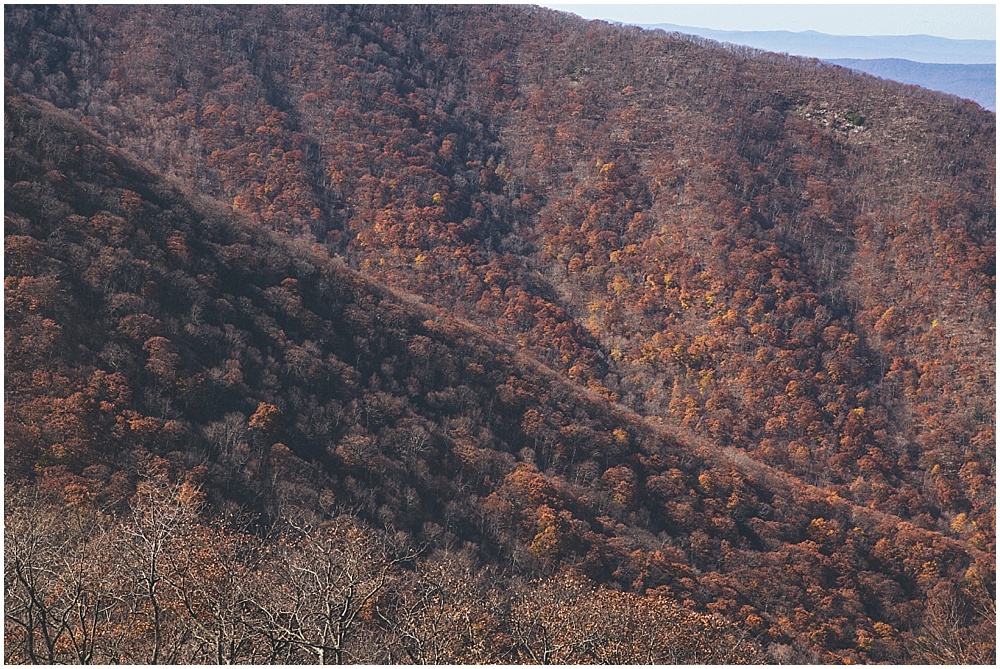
[640,23,995,111]
[828,59,994,110]
[642,23,996,64]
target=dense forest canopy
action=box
[4,4,995,664]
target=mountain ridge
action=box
[5,4,995,663]
[637,21,996,108]
[641,22,997,63]
[827,58,994,110]
[5,82,990,662]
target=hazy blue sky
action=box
[537,4,997,41]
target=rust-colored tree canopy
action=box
[4,5,994,664]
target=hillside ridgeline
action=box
[4,4,995,663]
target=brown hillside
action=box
[4,4,995,663]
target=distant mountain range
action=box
[642,23,996,63]
[828,58,994,110]
[642,23,996,110]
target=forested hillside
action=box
[5,4,995,664]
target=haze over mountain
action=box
[5,4,995,664]
[828,58,995,110]
[641,23,996,110]
[642,23,997,63]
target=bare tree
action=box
[375,550,506,664]
[170,523,270,664]
[250,515,412,664]
[4,489,119,664]
[115,478,203,663]
[908,581,997,665]
[507,570,599,664]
